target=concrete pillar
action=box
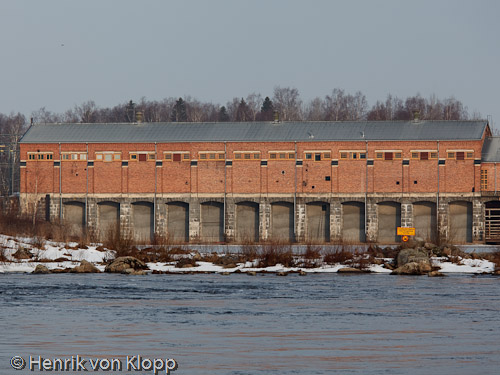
[295,200,306,242]
[438,199,448,244]
[401,201,413,228]
[188,197,200,242]
[330,200,342,242]
[87,199,98,235]
[259,199,270,241]
[120,200,132,238]
[366,200,378,242]
[155,200,167,238]
[473,198,484,242]
[225,198,235,242]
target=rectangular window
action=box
[420,152,428,160]
[359,153,366,159]
[315,153,321,161]
[148,153,155,160]
[62,154,70,160]
[173,153,181,162]
[139,154,147,162]
[288,152,295,159]
[163,154,170,160]
[235,153,241,159]
[244,153,251,159]
[80,154,87,160]
[199,152,224,161]
[114,154,121,160]
[430,152,438,159]
[254,153,260,159]
[481,169,488,191]
[340,152,348,159]
[394,152,402,159]
[323,152,331,159]
[351,152,357,159]
[384,152,393,161]
[466,152,474,159]
[279,153,286,159]
[456,152,465,160]
[218,153,225,159]
[96,154,103,160]
[447,152,455,159]
[411,152,419,159]
[183,153,190,160]
[376,152,383,159]
[305,153,312,160]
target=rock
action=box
[32,265,50,274]
[276,272,288,276]
[13,247,33,260]
[192,252,202,261]
[50,268,72,273]
[413,237,426,247]
[247,271,257,276]
[392,261,432,275]
[220,271,231,275]
[71,260,100,273]
[215,255,239,267]
[397,248,430,267]
[442,247,452,256]
[105,256,148,273]
[175,258,198,268]
[181,263,195,268]
[428,270,446,277]
[223,263,237,269]
[299,270,307,276]
[424,242,437,250]
[338,267,363,273]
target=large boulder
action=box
[71,260,101,273]
[105,256,148,274]
[32,264,50,274]
[397,248,430,267]
[392,261,432,275]
[13,247,33,260]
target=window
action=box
[244,153,251,160]
[183,154,190,160]
[340,152,348,160]
[28,152,54,161]
[199,152,225,161]
[411,152,419,159]
[481,169,488,191]
[447,152,455,159]
[148,153,155,160]
[466,152,474,159]
[164,152,189,161]
[456,152,465,160]
[95,152,120,162]
[375,151,402,160]
[384,152,393,161]
[420,152,429,160]
[173,154,181,162]
[269,151,294,160]
[315,153,321,161]
[138,154,147,162]
[359,153,366,159]
[430,152,438,159]
[324,152,331,159]
[376,152,383,159]
[61,152,87,161]
[395,152,402,159]
[305,153,312,160]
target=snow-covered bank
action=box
[0,234,497,275]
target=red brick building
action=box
[19,120,499,244]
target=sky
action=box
[0,0,499,128]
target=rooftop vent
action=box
[135,111,143,123]
[272,111,280,124]
[412,110,420,122]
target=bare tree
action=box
[273,86,302,121]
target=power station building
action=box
[18,120,500,244]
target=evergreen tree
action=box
[170,97,188,122]
[218,106,229,122]
[235,98,251,121]
[258,96,274,121]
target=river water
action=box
[1,273,499,375]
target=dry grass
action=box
[258,242,295,267]
[323,248,353,264]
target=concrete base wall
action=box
[20,192,489,244]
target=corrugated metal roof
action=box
[19,120,488,144]
[481,137,500,162]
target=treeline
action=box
[20,87,477,125]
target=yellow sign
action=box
[397,227,416,236]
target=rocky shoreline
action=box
[3,237,497,276]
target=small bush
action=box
[323,248,353,264]
[258,243,295,267]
